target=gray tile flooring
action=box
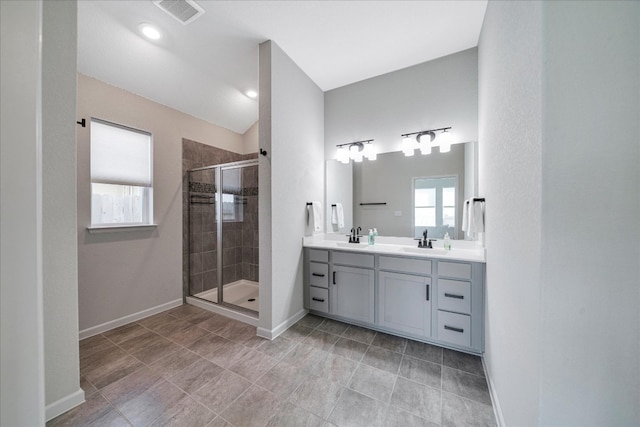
[49,304,496,427]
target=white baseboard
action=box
[79,299,183,340]
[186,297,258,327]
[257,308,307,340]
[45,388,85,421]
[482,357,505,427]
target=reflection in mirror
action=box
[413,176,457,239]
[326,142,476,239]
[326,160,353,234]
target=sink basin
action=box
[335,242,369,249]
[401,247,449,255]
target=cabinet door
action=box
[331,266,375,324]
[378,271,431,338]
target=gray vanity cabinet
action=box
[331,265,375,324]
[306,249,330,314]
[303,247,485,354]
[378,271,431,337]
[330,251,375,324]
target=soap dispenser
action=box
[368,229,374,246]
[444,232,451,250]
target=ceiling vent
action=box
[153,0,205,25]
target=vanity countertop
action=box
[303,234,486,263]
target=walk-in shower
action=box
[187,159,258,315]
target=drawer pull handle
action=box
[312,273,325,277]
[312,297,325,302]
[426,284,430,301]
[444,325,464,333]
[444,293,464,299]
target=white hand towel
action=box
[331,205,338,225]
[471,200,485,233]
[462,199,470,233]
[336,203,344,228]
[312,201,322,232]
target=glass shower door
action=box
[220,164,259,312]
[188,167,219,302]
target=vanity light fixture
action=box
[401,127,452,156]
[336,140,375,164]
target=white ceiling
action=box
[78,1,487,135]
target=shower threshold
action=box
[195,279,259,313]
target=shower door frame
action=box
[189,159,258,315]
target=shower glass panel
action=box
[188,160,259,314]
[188,167,219,302]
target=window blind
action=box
[90,119,152,187]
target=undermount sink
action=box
[401,247,449,255]
[334,242,368,248]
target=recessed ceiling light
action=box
[245,90,258,99]
[139,23,161,40]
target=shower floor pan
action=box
[196,280,259,312]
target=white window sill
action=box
[87,224,157,234]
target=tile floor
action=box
[49,304,496,427]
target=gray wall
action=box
[42,0,82,415]
[1,0,81,422]
[479,2,543,424]
[479,1,640,425]
[353,146,465,238]
[77,75,246,334]
[259,41,325,334]
[1,1,47,424]
[325,48,478,158]
[539,2,639,424]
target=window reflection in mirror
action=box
[413,176,457,239]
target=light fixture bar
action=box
[400,127,451,138]
[336,139,376,163]
[336,139,374,148]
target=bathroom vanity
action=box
[303,235,486,354]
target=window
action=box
[413,176,457,238]
[220,167,244,222]
[90,118,152,227]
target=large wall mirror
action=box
[326,142,477,239]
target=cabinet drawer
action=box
[379,256,431,275]
[438,279,471,314]
[437,311,471,348]
[309,262,329,288]
[437,261,471,280]
[309,286,329,313]
[308,249,329,263]
[333,251,374,268]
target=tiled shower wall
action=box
[182,138,257,299]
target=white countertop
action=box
[303,234,486,263]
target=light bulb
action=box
[349,144,362,161]
[245,90,257,99]
[140,23,161,40]
[439,130,452,153]
[402,136,414,156]
[420,141,432,155]
[364,142,377,160]
[337,146,349,164]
